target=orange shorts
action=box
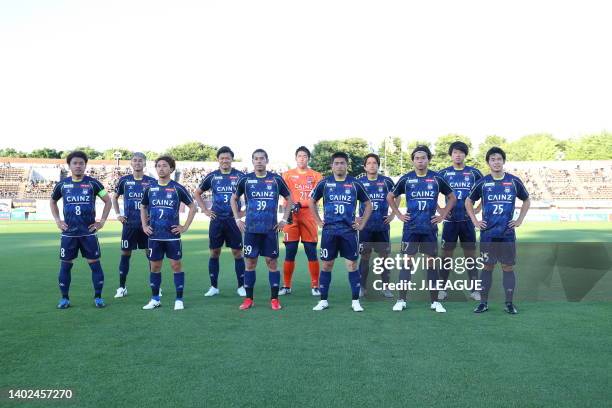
[283,212,319,243]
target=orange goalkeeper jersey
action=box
[282,168,322,213]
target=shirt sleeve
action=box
[469,179,484,201]
[140,187,150,206]
[177,185,194,205]
[198,173,213,191]
[235,176,247,197]
[116,177,125,197]
[474,168,484,182]
[51,181,63,201]
[91,179,106,197]
[437,176,453,196]
[514,177,530,200]
[384,176,395,192]
[276,175,291,198]
[391,175,407,197]
[310,179,325,201]
[355,181,370,202]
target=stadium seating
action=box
[1,160,611,205]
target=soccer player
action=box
[194,146,246,297]
[387,145,456,313]
[50,150,112,309]
[466,147,531,314]
[356,153,396,298]
[438,141,483,301]
[111,152,156,298]
[279,146,323,296]
[230,149,293,310]
[310,152,372,312]
[140,156,197,311]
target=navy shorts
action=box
[401,229,438,256]
[60,235,101,261]
[121,226,149,250]
[148,239,183,261]
[243,232,279,259]
[359,229,391,254]
[209,217,243,250]
[480,232,516,266]
[441,220,476,250]
[320,229,359,261]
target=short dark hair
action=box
[448,141,469,156]
[330,151,349,164]
[295,146,311,158]
[411,145,432,160]
[155,155,176,170]
[217,146,234,158]
[252,148,268,160]
[364,153,380,166]
[486,147,506,162]
[66,150,88,165]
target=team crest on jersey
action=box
[306,176,314,183]
[267,185,272,190]
[427,184,433,190]
[464,176,470,181]
[378,186,384,192]
[345,189,351,194]
[504,187,511,193]
[82,188,89,194]
[166,193,173,199]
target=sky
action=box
[1,0,610,164]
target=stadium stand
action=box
[0,158,610,207]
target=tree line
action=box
[1,132,609,176]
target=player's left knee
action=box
[231,249,243,259]
[302,242,317,261]
[502,265,514,272]
[86,258,100,264]
[170,260,182,272]
[346,260,358,271]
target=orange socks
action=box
[283,260,295,288]
[308,261,320,288]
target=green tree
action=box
[311,138,371,176]
[564,132,612,160]
[0,148,28,157]
[102,148,134,161]
[61,146,103,160]
[506,133,560,161]
[377,137,410,176]
[165,141,217,161]
[29,148,62,158]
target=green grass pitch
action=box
[1,221,611,407]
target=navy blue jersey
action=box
[311,175,370,233]
[198,168,244,219]
[468,173,529,238]
[115,174,156,228]
[357,174,395,232]
[439,166,483,222]
[235,172,291,234]
[392,170,454,234]
[51,176,107,237]
[141,180,193,240]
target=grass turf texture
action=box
[1,221,611,407]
